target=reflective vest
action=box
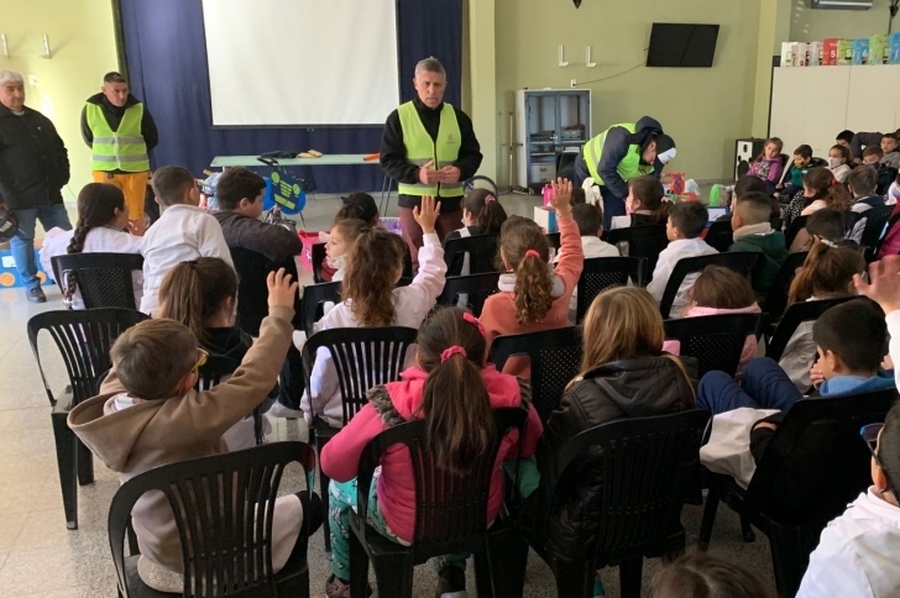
[397,101,463,197]
[86,103,150,172]
[583,122,654,186]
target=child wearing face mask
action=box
[320,219,369,283]
[827,144,852,184]
[775,144,813,201]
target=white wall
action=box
[790,0,894,41]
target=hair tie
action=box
[484,194,496,204]
[462,312,486,336]
[830,178,838,187]
[440,346,467,363]
[524,249,541,259]
[821,239,838,249]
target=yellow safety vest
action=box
[86,103,149,172]
[583,122,654,186]
[397,101,463,197]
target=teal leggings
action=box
[328,473,467,579]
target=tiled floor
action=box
[0,191,776,597]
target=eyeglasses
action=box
[192,348,209,372]
[861,423,895,496]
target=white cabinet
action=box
[515,89,592,190]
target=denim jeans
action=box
[697,357,803,415]
[10,204,72,290]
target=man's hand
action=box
[437,165,461,184]
[549,178,573,218]
[854,255,900,315]
[418,159,442,185]
[413,195,441,235]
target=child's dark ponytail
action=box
[464,188,508,234]
[67,183,127,254]
[803,167,852,211]
[629,176,671,224]
[417,308,495,475]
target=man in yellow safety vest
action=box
[380,57,482,268]
[574,116,676,229]
[81,72,158,225]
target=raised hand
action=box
[550,177,573,218]
[267,268,299,309]
[854,255,900,315]
[413,195,441,235]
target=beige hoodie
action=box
[67,305,301,579]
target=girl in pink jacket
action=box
[320,307,543,598]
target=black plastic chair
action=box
[858,205,894,261]
[301,326,419,552]
[705,219,734,253]
[761,251,808,327]
[765,297,854,361]
[546,232,561,250]
[301,281,343,338]
[348,408,527,598]
[783,215,808,250]
[699,389,897,597]
[663,314,762,379]
[51,252,143,309]
[605,225,669,274]
[444,233,500,276]
[490,327,581,422]
[196,354,264,447]
[27,307,150,529]
[658,252,759,318]
[513,409,712,598]
[575,257,647,323]
[436,272,501,317]
[108,441,317,598]
[230,247,302,336]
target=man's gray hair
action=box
[415,57,446,79]
[0,70,24,86]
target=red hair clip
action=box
[440,346,467,363]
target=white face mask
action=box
[828,157,843,169]
[325,253,347,271]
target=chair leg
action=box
[619,557,644,598]
[698,484,720,551]
[550,558,595,598]
[768,525,807,598]
[76,438,94,486]
[51,415,78,530]
[477,528,529,598]
[319,465,332,554]
[741,513,756,543]
[348,531,370,598]
[370,553,414,598]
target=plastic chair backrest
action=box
[762,251,808,323]
[51,252,144,310]
[659,252,759,318]
[312,242,327,283]
[605,225,669,273]
[784,215,808,250]
[542,409,711,557]
[355,408,526,557]
[436,273,501,318]
[301,327,418,424]
[490,327,582,421]
[576,257,647,323]
[746,389,897,526]
[663,314,761,378]
[859,205,895,258]
[443,233,500,276]
[705,219,734,253]
[26,308,149,407]
[108,441,316,598]
[546,232,561,250]
[765,297,854,361]
[301,281,343,337]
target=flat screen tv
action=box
[646,23,720,67]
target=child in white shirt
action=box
[647,201,717,318]
[40,182,144,309]
[301,196,447,427]
[139,166,233,316]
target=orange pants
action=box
[92,171,150,220]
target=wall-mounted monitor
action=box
[646,23,720,68]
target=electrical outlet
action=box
[28,74,38,86]
[570,79,577,88]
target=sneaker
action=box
[266,401,305,419]
[325,574,351,598]
[26,287,46,303]
[435,566,467,598]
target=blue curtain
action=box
[117,0,462,193]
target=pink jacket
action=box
[320,365,543,543]
[662,303,761,372]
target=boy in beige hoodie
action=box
[68,269,321,592]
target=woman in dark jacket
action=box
[529,287,696,596]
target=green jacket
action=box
[729,231,788,298]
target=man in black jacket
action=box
[0,70,71,303]
[380,57,482,268]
